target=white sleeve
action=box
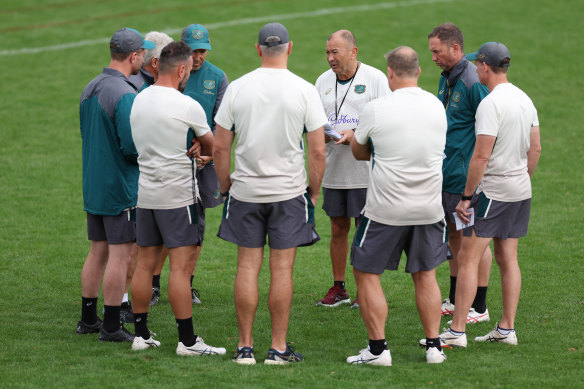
[373,70,391,98]
[186,101,211,137]
[213,83,234,130]
[475,97,499,137]
[354,101,375,145]
[304,85,329,132]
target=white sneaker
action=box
[419,328,467,348]
[474,323,518,345]
[448,308,490,325]
[176,336,227,356]
[132,336,161,350]
[347,347,392,366]
[441,298,455,316]
[426,347,447,364]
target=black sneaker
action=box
[120,301,134,323]
[98,325,135,342]
[76,318,103,334]
[150,287,160,307]
[191,288,201,305]
[264,344,303,365]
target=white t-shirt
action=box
[130,85,211,209]
[214,68,328,203]
[315,62,391,189]
[475,83,539,201]
[354,87,447,226]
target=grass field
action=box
[0,0,583,388]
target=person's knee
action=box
[330,217,351,237]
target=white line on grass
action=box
[1,0,452,56]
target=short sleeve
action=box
[304,85,328,132]
[214,83,234,131]
[186,100,211,137]
[354,101,375,145]
[475,97,499,137]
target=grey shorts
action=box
[350,216,447,274]
[442,191,461,224]
[196,164,223,209]
[87,210,136,244]
[136,204,202,249]
[217,193,320,249]
[463,193,531,239]
[322,187,367,218]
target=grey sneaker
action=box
[120,301,134,323]
[98,325,135,342]
[176,336,226,356]
[150,287,160,306]
[232,346,256,365]
[441,298,455,316]
[76,318,102,334]
[191,288,201,305]
[474,323,518,345]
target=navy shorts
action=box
[463,193,531,239]
[351,216,447,274]
[87,209,136,244]
[136,204,202,249]
[322,187,366,218]
[217,193,320,249]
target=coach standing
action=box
[129,41,225,356]
[315,30,390,308]
[76,28,154,342]
[347,47,448,365]
[214,22,327,365]
[440,42,541,347]
[427,23,493,323]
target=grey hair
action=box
[143,31,173,65]
[259,42,289,57]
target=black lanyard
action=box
[335,62,360,121]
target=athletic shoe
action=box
[132,336,161,350]
[316,285,350,307]
[75,318,103,334]
[347,346,392,366]
[232,346,256,365]
[120,301,134,323]
[150,287,160,307]
[351,297,360,309]
[426,347,447,364]
[474,323,518,345]
[191,288,201,305]
[98,325,135,342]
[447,308,490,325]
[419,328,467,348]
[441,298,455,316]
[264,344,304,365]
[176,336,226,356]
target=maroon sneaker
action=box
[316,285,351,307]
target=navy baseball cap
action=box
[466,42,511,68]
[181,24,212,51]
[258,22,289,47]
[110,28,155,53]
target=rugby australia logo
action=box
[354,84,366,94]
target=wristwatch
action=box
[461,193,473,201]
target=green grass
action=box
[1,0,583,387]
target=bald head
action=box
[385,46,419,78]
[328,30,357,49]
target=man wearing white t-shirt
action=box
[315,30,391,308]
[436,42,541,347]
[214,22,327,365]
[129,41,226,356]
[347,46,448,366]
